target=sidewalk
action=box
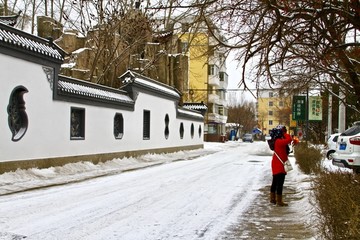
[219,167,317,239]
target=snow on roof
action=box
[120,70,181,99]
[61,62,76,68]
[73,47,90,54]
[0,22,64,61]
[135,77,180,98]
[58,79,134,104]
[177,108,204,120]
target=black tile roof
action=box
[58,80,133,103]
[183,102,208,110]
[0,21,64,62]
[119,70,181,100]
[57,75,134,106]
[0,14,19,26]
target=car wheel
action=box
[327,150,335,160]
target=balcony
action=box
[219,115,227,123]
[208,74,220,87]
[207,113,227,124]
[207,113,220,122]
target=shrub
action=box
[294,142,322,174]
[312,171,360,240]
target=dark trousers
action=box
[270,173,286,195]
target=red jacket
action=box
[271,133,292,175]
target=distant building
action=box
[256,90,292,134]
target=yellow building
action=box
[177,21,228,142]
[256,90,292,135]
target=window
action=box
[218,106,224,115]
[114,113,124,139]
[269,101,273,107]
[342,122,360,136]
[219,53,225,65]
[279,101,284,107]
[269,92,274,98]
[164,114,169,139]
[269,111,273,116]
[208,65,219,76]
[269,120,273,126]
[143,110,150,140]
[208,46,215,56]
[7,86,29,141]
[191,123,194,139]
[180,122,184,139]
[208,65,215,75]
[219,72,228,82]
[208,124,217,134]
[70,107,85,140]
[198,125,202,138]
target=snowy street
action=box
[0,141,316,239]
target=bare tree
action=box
[146,0,359,110]
[227,93,257,134]
[203,0,359,109]
[8,0,359,109]
[57,0,154,87]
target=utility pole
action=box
[327,93,332,138]
[338,89,346,133]
[305,88,309,142]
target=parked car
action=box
[326,133,340,160]
[332,122,360,173]
[242,133,254,143]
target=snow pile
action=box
[0,142,222,195]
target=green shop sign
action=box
[292,96,306,121]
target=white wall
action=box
[0,54,203,163]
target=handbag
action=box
[274,151,293,172]
[284,160,293,172]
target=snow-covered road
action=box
[0,141,314,239]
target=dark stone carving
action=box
[7,86,29,141]
[42,66,54,90]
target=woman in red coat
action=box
[270,125,292,206]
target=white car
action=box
[326,133,340,160]
[242,133,254,143]
[265,134,271,141]
[332,122,360,173]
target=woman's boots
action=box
[270,192,276,204]
[270,192,288,206]
[276,194,288,206]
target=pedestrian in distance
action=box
[269,125,293,206]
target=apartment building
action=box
[256,90,292,135]
[175,19,229,142]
